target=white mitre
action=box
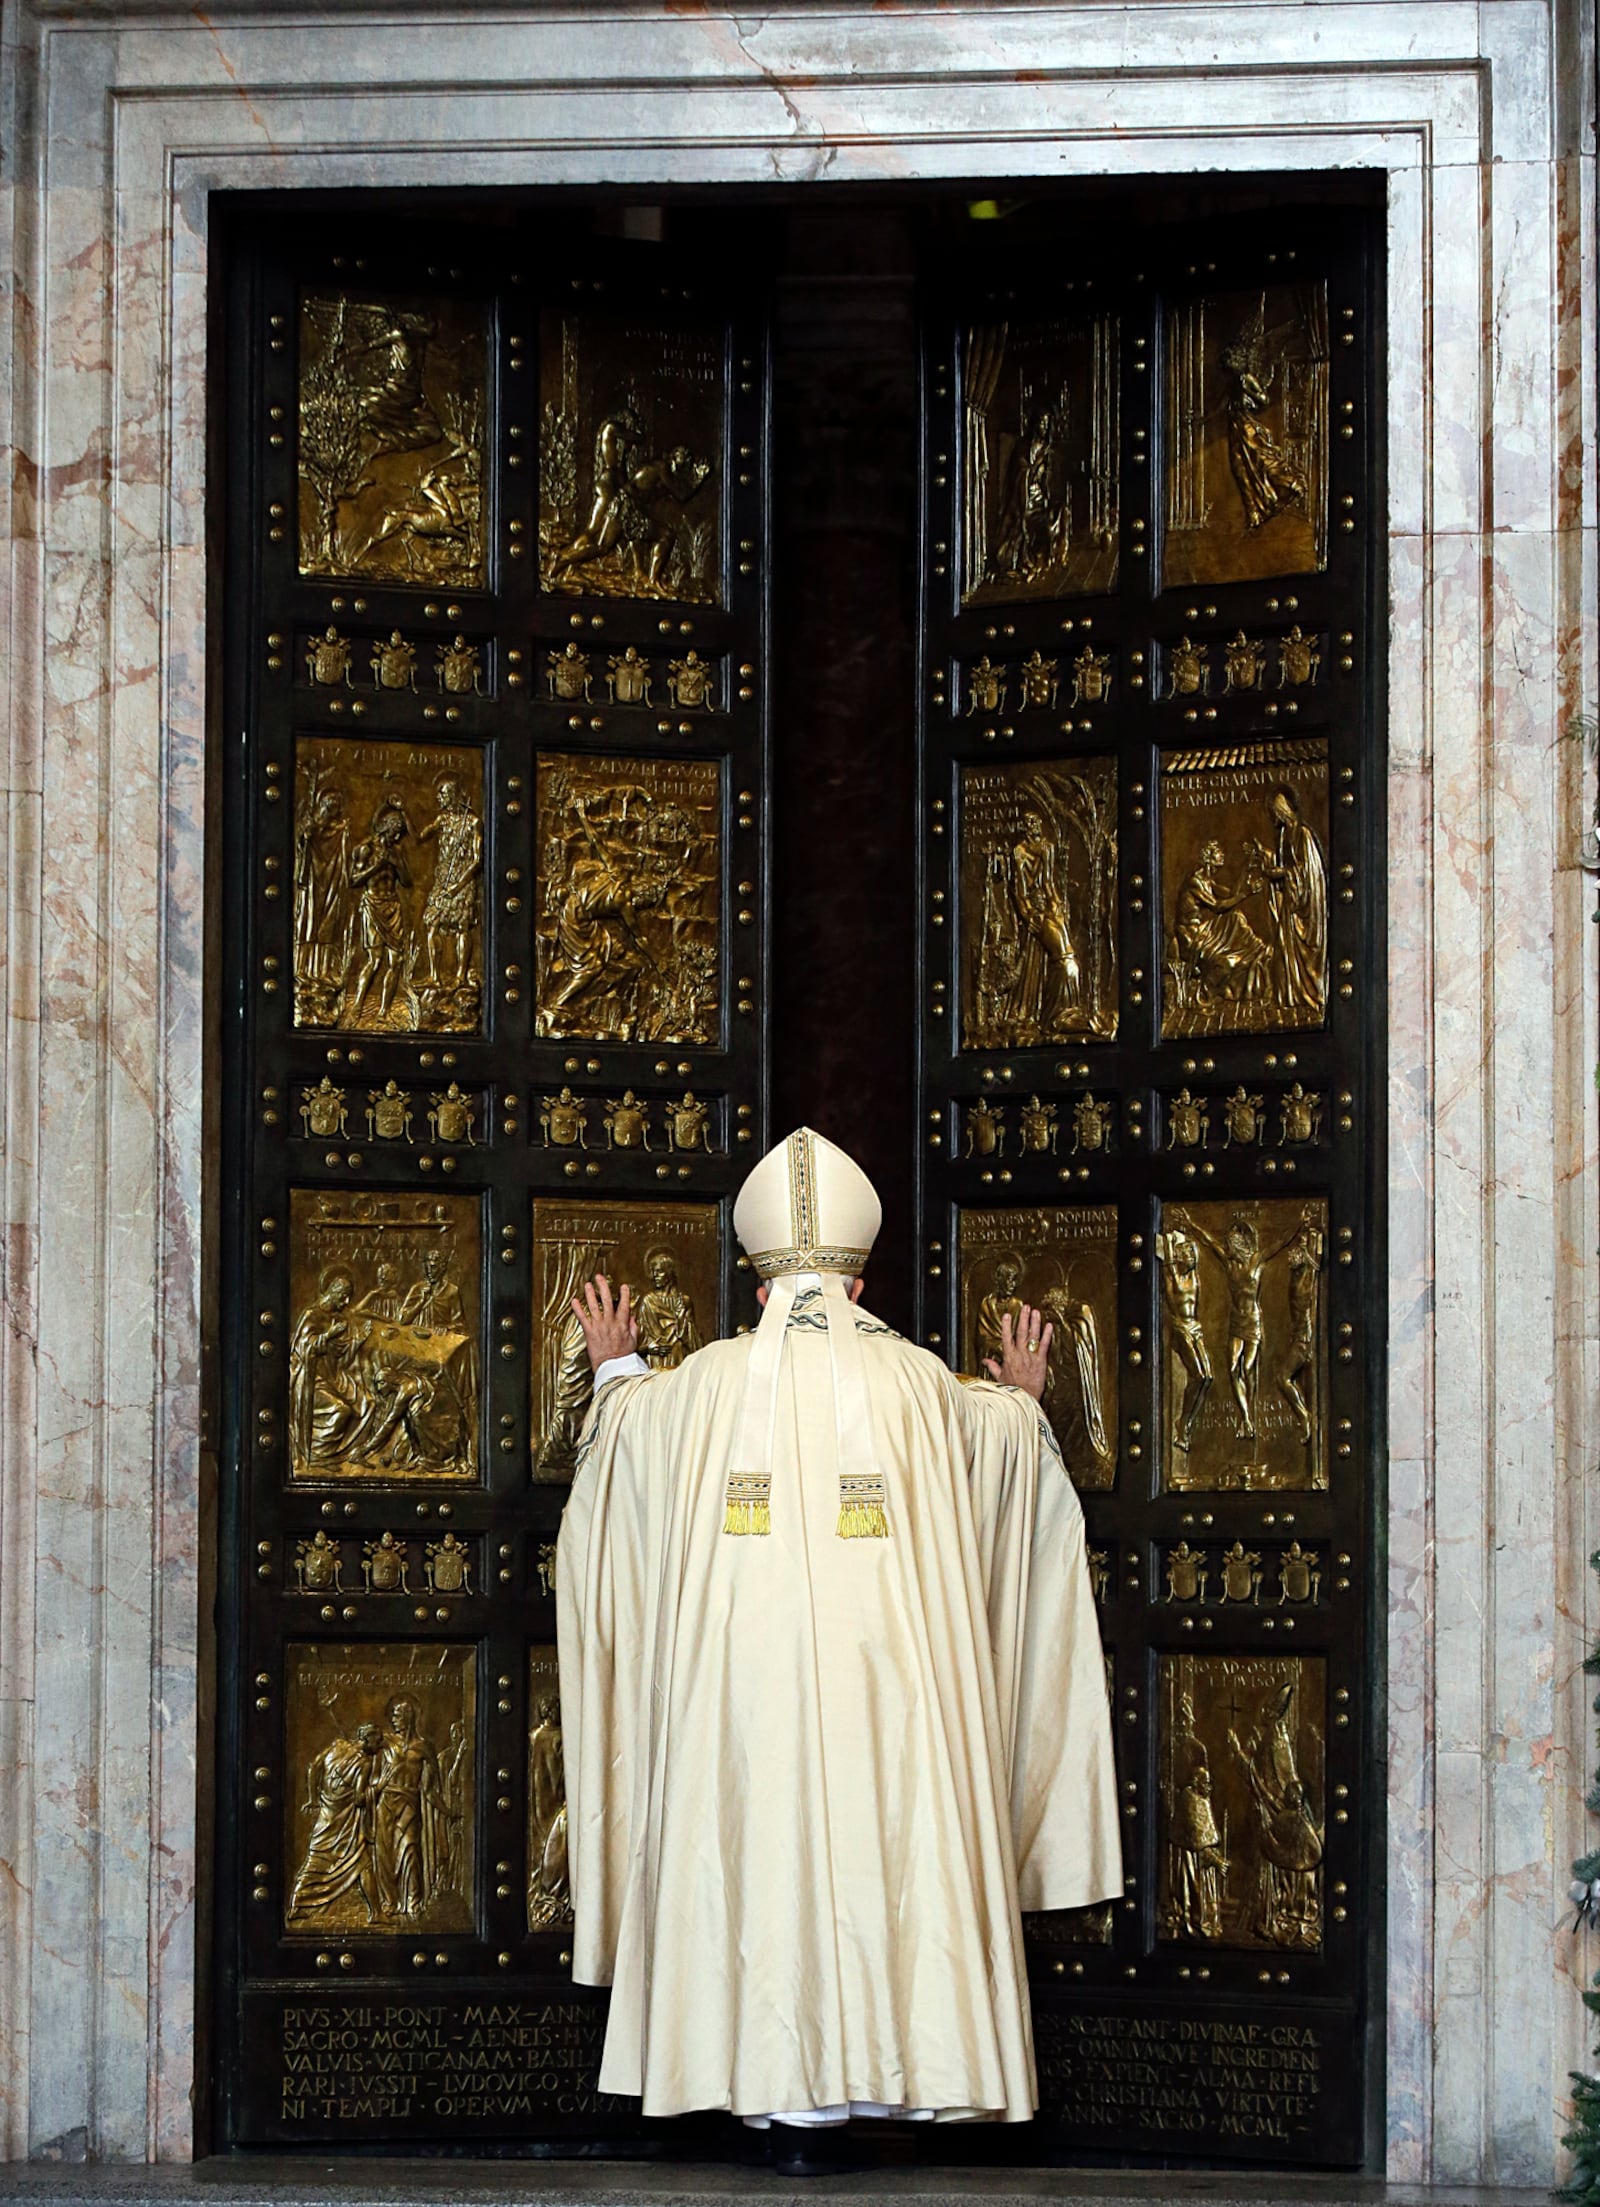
[728,1129,888,1538]
[732,1125,882,1280]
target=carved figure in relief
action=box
[1071,647,1112,707]
[1278,626,1321,688]
[367,1082,413,1143]
[294,1530,344,1593]
[300,1078,347,1140]
[1166,1089,1208,1150]
[966,657,1007,716]
[306,627,355,687]
[966,762,1117,1050]
[1087,1547,1111,1604]
[1178,1208,1312,1445]
[293,785,353,1017]
[1218,1541,1263,1604]
[546,410,715,601]
[667,652,716,711]
[436,637,483,695]
[548,644,593,703]
[668,1092,711,1152]
[417,777,483,1010]
[428,1084,476,1146]
[348,800,416,1027]
[975,1258,1025,1375]
[541,1088,589,1148]
[1168,841,1271,1020]
[400,1246,469,1335]
[635,1250,702,1373]
[1249,789,1328,1024]
[1040,1280,1111,1480]
[373,1695,464,1920]
[536,1543,559,1599]
[538,1291,608,1478]
[1018,1095,1058,1154]
[1167,638,1209,698]
[290,1270,365,1470]
[607,648,653,706]
[1071,1095,1111,1155]
[1018,651,1059,711]
[1155,1227,1212,1452]
[371,631,418,693]
[604,1092,652,1151]
[1164,1693,1227,1942]
[356,1263,406,1322]
[1277,1213,1325,1451]
[425,1532,472,1595]
[1222,631,1267,693]
[965,1101,1005,1160]
[364,1531,410,1594]
[1279,1082,1324,1146]
[1224,313,1310,532]
[1164,1542,1208,1604]
[1228,1683,1322,1946]
[291,1721,383,1922]
[527,1687,572,1930]
[1223,1087,1265,1147]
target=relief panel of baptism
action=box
[214,188,1382,2165]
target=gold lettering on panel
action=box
[1159,740,1328,1038]
[961,315,1120,606]
[297,293,486,589]
[527,1647,574,1933]
[539,308,724,606]
[534,754,720,1045]
[531,1199,721,1483]
[284,1641,475,1935]
[1156,1197,1326,1493]
[1158,1654,1325,1949]
[960,760,1118,1050]
[958,1206,1117,1493]
[1163,283,1329,590]
[288,1190,481,1485]
[293,737,484,1035]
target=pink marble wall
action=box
[0,0,1591,2177]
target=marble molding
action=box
[0,0,1593,2182]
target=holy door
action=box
[916,206,1383,2163]
[213,208,770,2145]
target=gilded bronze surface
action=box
[960,315,1120,606]
[288,1190,480,1485]
[960,759,1118,1049]
[297,291,486,589]
[539,306,724,606]
[958,1206,1117,1493]
[1159,740,1329,1038]
[534,754,720,1045]
[527,1647,574,1932]
[1163,283,1329,590]
[531,1199,720,1482]
[1158,1654,1325,1949]
[283,1641,475,1935]
[292,737,484,1035]
[1156,1197,1327,1493]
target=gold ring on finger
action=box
[1026,1338,1039,1353]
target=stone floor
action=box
[0,2166,1551,2207]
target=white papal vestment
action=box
[556,1277,1121,2124]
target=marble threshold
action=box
[0,2166,1550,2207]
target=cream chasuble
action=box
[556,1130,1121,2124]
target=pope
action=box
[556,1127,1120,2130]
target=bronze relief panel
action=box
[1162,283,1329,590]
[297,292,487,590]
[957,1206,1117,1493]
[960,315,1120,606]
[292,737,484,1036]
[534,753,720,1045]
[959,759,1118,1050]
[1158,1654,1326,1950]
[539,306,724,606]
[1156,1197,1327,1494]
[527,1646,573,1933]
[531,1198,721,1483]
[288,1190,481,1486]
[1159,740,1329,1039]
[283,1641,476,1936]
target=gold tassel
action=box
[836,1479,890,1539]
[723,1476,771,1536]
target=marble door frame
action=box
[0,0,1592,2179]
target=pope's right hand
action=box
[982,1304,1054,1401]
[572,1274,638,1372]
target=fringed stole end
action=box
[836,1500,890,1540]
[722,1475,771,1537]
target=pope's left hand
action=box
[983,1305,1053,1401]
[572,1274,638,1372]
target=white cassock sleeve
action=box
[958,1379,1123,1914]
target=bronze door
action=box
[916,207,1385,2165]
[213,206,769,2147]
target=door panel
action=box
[916,206,1384,2167]
[215,208,770,2148]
